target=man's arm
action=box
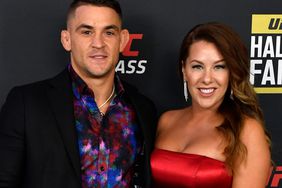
[0,87,25,187]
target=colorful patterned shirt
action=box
[68,65,141,188]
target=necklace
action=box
[98,85,115,109]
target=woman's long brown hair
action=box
[179,22,271,173]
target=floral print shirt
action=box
[69,65,141,188]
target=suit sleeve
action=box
[0,87,25,187]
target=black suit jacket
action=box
[0,69,157,188]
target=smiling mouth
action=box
[89,55,107,59]
[199,88,215,94]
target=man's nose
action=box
[91,33,105,48]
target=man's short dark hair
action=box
[67,0,123,25]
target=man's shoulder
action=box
[5,69,70,101]
[11,69,69,92]
[121,80,138,93]
[121,80,151,101]
[120,79,156,111]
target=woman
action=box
[151,22,271,188]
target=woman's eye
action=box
[214,65,226,70]
[192,65,203,70]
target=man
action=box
[0,0,156,187]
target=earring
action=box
[230,89,234,100]
[184,80,188,101]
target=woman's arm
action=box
[232,118,271,188]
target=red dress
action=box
[151,148,232,188]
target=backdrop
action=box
[1,1,282,187]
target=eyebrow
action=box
[75,24,93,31]
[190,59,225,64]
[75,24,120,32]
[104,25,120,31]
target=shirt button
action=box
[100,166,105,171]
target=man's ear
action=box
[119,29,130,52]
[61,30,71,51]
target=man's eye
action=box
[105,31,115,36]
[82,30,92,35]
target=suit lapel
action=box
[46,69,81,182]
[124,85,155,149]
[123,84,157,187]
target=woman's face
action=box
[182,40,230,110]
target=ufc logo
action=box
[122,34,143,57]
[268,18,282,30]
[267,166,282,187]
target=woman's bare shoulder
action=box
[240,117,268,145]
[157,108,187,133]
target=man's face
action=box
[61,5,129,81]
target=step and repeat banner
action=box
[1,0,282,187]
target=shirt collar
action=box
[114,75,125,97]
[68,64,125,99]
